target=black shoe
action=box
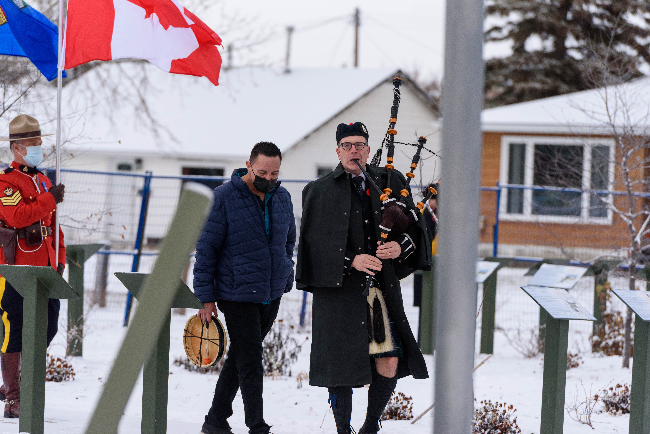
[201,422,234,434]
[358,420,381,434]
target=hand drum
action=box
[183,315,228,367]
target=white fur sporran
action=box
[367,287,394,355]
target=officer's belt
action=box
[17,225,51,239]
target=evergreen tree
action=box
[484,0,650,107]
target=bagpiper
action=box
[0,114,66,418]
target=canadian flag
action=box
[64,0,222,85]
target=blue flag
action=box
[0,0,66,81]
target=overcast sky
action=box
[207,0,448,81]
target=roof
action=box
[482,76,650,135]
[66,66,402,158]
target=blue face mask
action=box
[21,145,43,167]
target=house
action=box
[480,77,650,260]
[36,66,440,246]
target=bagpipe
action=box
[355,77,439,295]
[358,76,439,248]
[356,78,440,349]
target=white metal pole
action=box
[54,0,66,264]
[433,0,485,432]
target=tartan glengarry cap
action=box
[0,114,53,142]
[336,122,369,143]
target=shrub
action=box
[591,282,631,356]
[262,319,307,376]
[296,371,309,389]
[473,400,521,434]
[566,381,597,428]
[598,383,630,415]
[45,354,75,382]
[566,352,583,370]
[497,326,543,358]
[381,392,413,421]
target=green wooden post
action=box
[84,183,212,434]
[66,244,104,357]
[0,265,80,434]
[540,317,569,434]
[592,271,607,336]
[630,315,650,434]
[419,257,436,354]
[539,309,547,353]
[142,312,171,434]
[114,272,203,434]
[21,277,48,434]
[480,271,497,354]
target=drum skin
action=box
[183,315,227,367]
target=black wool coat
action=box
[296,163,432,387]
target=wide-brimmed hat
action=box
[0,114,53,142]
[183,315,228,368]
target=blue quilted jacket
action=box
[193,168,296,303]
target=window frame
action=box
[498,135,615,225]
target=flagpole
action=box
[55,0,66,265]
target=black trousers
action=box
[0,277,60,354]
[204,297,281,433]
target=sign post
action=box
[527,264,588,352]
[419,257,435,355]
[612,289,650,434]
[65,244,104,357]
[476,258,510,354]
[115,272,204,434]
[0,265,80,434]
[521,285,596,434]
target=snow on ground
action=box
[0,275,635,433]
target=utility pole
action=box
[354,8,360,68]
[284,26,294,74]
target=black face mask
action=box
[251,170,277,193]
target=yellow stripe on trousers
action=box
[0,277,10,353]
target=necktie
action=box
[352,175,365,205]
[352,175,364,193]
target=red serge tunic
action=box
[0,161,65,268]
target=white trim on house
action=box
[498,135,615,225]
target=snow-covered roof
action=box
[482,76,650,135]
[70,66,398,158]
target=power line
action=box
[362,29,398,65]
[328,23,351,67]
[364,13,442,56]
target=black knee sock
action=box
[362,373,397,432]
[328,386,353,434]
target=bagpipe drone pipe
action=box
[366,76,440,246]
[354,76,440,295]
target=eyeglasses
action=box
[338,142,367,151]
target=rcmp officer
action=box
[296,122,430,434]
[0,114,65,418]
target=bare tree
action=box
[579,57,650,369]
[538,38,650,368]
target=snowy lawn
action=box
[0,277,635,433]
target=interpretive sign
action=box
[527,264,588,290]
[476,261,500,283]
[521,286,596,321]
[613,289,650,321]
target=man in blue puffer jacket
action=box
[193,142,296,434]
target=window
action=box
[499,136,613,224]
[182,167,225,190]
